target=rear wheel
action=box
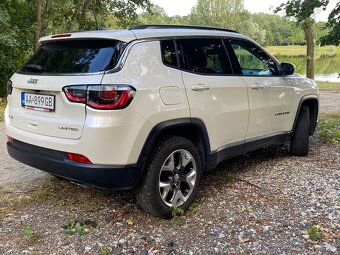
[290,106,310,156]
[136,136,202,218]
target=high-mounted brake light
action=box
[63,85,135,110]
[67,153,92,164]
[51,34,71,39]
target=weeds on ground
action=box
[318,113,340,145]
[171,206,185,225]
[308,225,323,241]
[99,243,112,255]
[62,219,97,236]
[22,224,38,242]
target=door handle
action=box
[250,84,265,89]
[191,85,211,91]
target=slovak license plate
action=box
[21,92,55,112]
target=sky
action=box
[151,0,338,22]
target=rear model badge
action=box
[27,78,38,85]
[58,126,79,132]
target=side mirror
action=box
[281,62,295,75]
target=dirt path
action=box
[319,90,340,113]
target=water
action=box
[274,54,340,83]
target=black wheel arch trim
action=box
[292,95,319,135]
[136,118,211,173]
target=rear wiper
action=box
[25,64,45,73]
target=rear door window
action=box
[20,40,126,74]
[177,38,232,75]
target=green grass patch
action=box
[0,98,6,121]
[318,112,340,145]
[62,219,97,236]
[308,225,323,241]
[317,81,340,91]
[265,45,340,57]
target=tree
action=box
[321,2,340,45]
[189,0,266,43]
[33,0,42,52]
[275,0,330,79]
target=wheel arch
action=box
[136,118,211,173]
[292,95,319,135]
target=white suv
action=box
[5,25,319,218]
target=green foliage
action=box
[321,2,340,46]
[99,243,112,255]
[308,225,323,241]
[62,219,98,236]
[22,224,38,241]
[0,98,6,121]
[318,113,340,145]
[171,205,185,224]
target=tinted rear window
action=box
[21,40,126,74]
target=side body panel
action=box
[181,72,249,151]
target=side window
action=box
[177,38,232,75]
[160,40,178,68]
[229,39,278,76]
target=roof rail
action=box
[129,24,239,34]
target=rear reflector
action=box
[67,153,92,164]
[51,34,71,38]
[7,136,13,143]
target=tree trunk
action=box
[80,0,92,29]
[304,23,315,80]
[33,0,42,52]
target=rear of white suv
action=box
[5,34,151,189]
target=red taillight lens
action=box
[63,85,135,110]
[67,153,92,164]
[87,85,135,110]
[63,86,87,103]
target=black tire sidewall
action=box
[138,136,202,218]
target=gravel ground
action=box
[0,91,339,254]
[319,91,340,113]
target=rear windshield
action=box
[20,40,126,74]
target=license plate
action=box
[21,92,55,112]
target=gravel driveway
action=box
[0,91,339,254]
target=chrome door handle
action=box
[191,85,211,91]
[250,84,265,89]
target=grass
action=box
[318,112,340,145]
[0,98,6,121]
[265,45,340,57]
[317,81,340,91]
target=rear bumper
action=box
[7,139,142,189]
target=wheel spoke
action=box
[159,182,172,200]
[180,150,192,168]
[161,154,175,172]
[185,170,196,189]
[170,189,186,205]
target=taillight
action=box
[67,153,92,164]
[63,85,87,103]
[63,85,135,110]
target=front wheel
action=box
[136,136,202,218]
[290,106,310,156]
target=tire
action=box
[136,136,202,218]
[290,106,310,156]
